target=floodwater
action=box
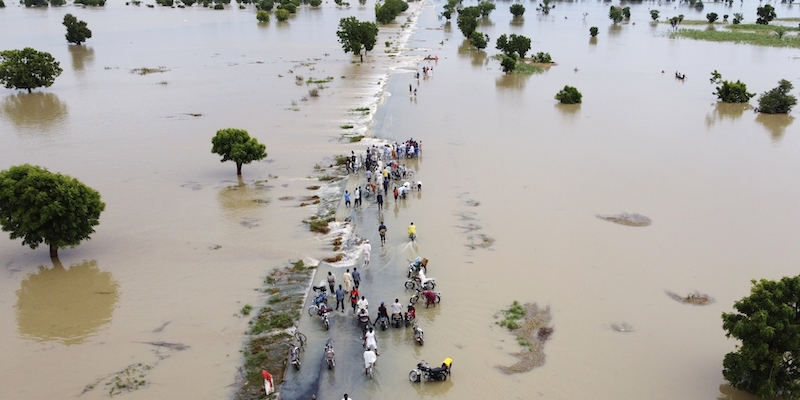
[1,0,799,399]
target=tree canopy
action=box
[0,48,63,93]
[757,79,797,114]
[63,14,92,45]
[336,17,378,59]
[510,4,525,17]
[0,164,105,258]
[496,34,531,59]
[211,128,267,176]
[722,276,800,399]
[609,6,623,24]
[709,70,754,103]
[375,0,408,24]
[555,85,582,104]
[756,4,776,25]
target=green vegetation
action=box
[256,10,269,22]
[496,33,531,59]
[555,85,582,104]
[756,4,776,25]
[706,12,718,24]
[0,165,105,258]
[477,0,494,17]
[213,3,223,9]
[241,304,253,316]
[306,214,334,233]
[307,76,334,84]
[275,8,289,20]
[457,12,478,38]
[531,52,552,63]
[733,12,743,25]
[609,6,623,25]
[74,0,106,5]
[375,0,408,24]
[672,29,800,49]
[250,311,296,334]
[510,4,524,17]
[757,79,797,114]
[0,48,63,93]
[309,0,321,6]
[63,14,92,45]
[709,70,754,103]
[469,31,489,50]
[211,128,267,176]
[722,276,800,398]
[497,300,526,330]
[727,23,800,33]
[336,17,379,60]
[590,26,598,37]
[349,135,365,142]
[622,6,630,20]
[340,124,354,129]
[650,10,659,21]
[0,0,5,7]
[256,0,273,10]
[512,62,543,75]
[441,0,458,20]
[24,0,48,6]
[536,0,554,15]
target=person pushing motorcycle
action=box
[423,290,437,308]
[374,302,389,325]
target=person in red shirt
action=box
[350,288,360,315]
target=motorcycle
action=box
[377,315,389,331]
[409,359,451,382]
[410,289,441,307]
[407,257,428,278]
[289,343,301,370]
[324,341,335,370]
[357,310,372,334]
[391,314,404,328]
[413,324,424,345]
[403,309,416,327]
[311,286,328,306]
[318,306,331,330]
[404,276,436,291]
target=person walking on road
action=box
[350,287,360,315]
[344,191,351,208]
[352,267,361,289]
[327,271,336,293]
[363,239,371,266]
[335,285,346,312]
[343,269,353,293]
[378,222,387,245]
[376,192,384,211]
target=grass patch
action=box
[307,76,334,84]
[307,216,334,233]
[334,155,349,166]
[672,29,800,48]
[131,67,169,75]
[349,135,365,142]
[241,304,253,316]
[777,18,800,22]
[514,63,544,75]
[497,300,526,329]
[249,311,296,335]
[340,124,354,129]
[317,175,339,182]
[727,23,800,32]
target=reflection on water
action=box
[217,176,270,225]
[15,259,119,345]
[756,112,794,142]
[608,24,622,36]
[69,45,95,72]
[456,40,488,68]
[0,92,68,131]
[705,102,751,128]
[495,73,529,90]
[717,384,757,400]
[555,103,580,119]
[589,37,597,45]
[510,16,524,27]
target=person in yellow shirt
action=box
[407,222,416,242]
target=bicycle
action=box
[294,329,307,351]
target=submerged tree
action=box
[732,12,744,24]
[0,164,105,258]
[510,4,524,17]
[706,12,718,24]
[709,70,754,103]
[0,48,63,93]
[650,10,659,21]
[336,16,378,61]
[469,31,489,49]
[589,26,599,37]
[757,79,797,114]
[457,11,478,38]
[63,14,92,45]
[496,34,531,59]
[536,0,554,15]
[211,128,267,176]
[722,276,800,399]
[756,4,776,25]
[555,85,582,104]
[477,0,494,17]
[622,6,630,20]
[375,0,408,24]
[609,6,623,24]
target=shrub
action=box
[609,6,623,24]
[510,4,524,17]
[0,0,5,7]
[469,31,489,49]
[732,13,743,24]
[500,55,517,74]
[706,12,718,23]
[756,4,775,25]
[757,79,797,114]
[622,6,630,19]
[650,10,659,21]
[589,26,599,37]
[256,10,270,21]
[531,52,552,63]
[275,8,289,20]
[279,2,296,12]
[710,70,754,103]
[375,0,408,24]
[555,85,582,104]
[256,0,273,10]
[213,2,224,8]
[309,0,321,6]
[477,0,494,17]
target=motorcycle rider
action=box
[407,222,416,241]
[364,326,379,355]
[391,299,403,324]
[405,303,416,322]
[357,296,369,312]
[374,302,389,326]
[363,348,377,374]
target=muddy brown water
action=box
[1,1,799,399]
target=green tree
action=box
[709,70,754,103]
[0,164,105,258]
[256,0,273,10]
[375,0,408,24]
[531,52,552,63]
[0,48,63,93]
[732,12,743,24]
[500,54,517,74]
[256,10,270,21]
[774,26,788,39]
[510,4,524,17]
[24,0,48,6]
[757,79,797,114]
[622,6,630,20]
[609,6,623,24]
[0,0,5,7]
[63,14,92,45]
[650,9,659,21]
[756,4,775,25]
[589,26,599,37]
[309,0,321,6]
[706,12,718,23]
[722,276,800,398]
[495,34,531,59]
[211,128,267,176]
[555,85,582,104]
[336,17,379,61]
[274,8,289,20]
[469,31,489,49]
[457,13,478,38]
[477,0,494,17]
[536,0,554,15]
[441,0,459,20]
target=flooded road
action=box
[1,0,800,399]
